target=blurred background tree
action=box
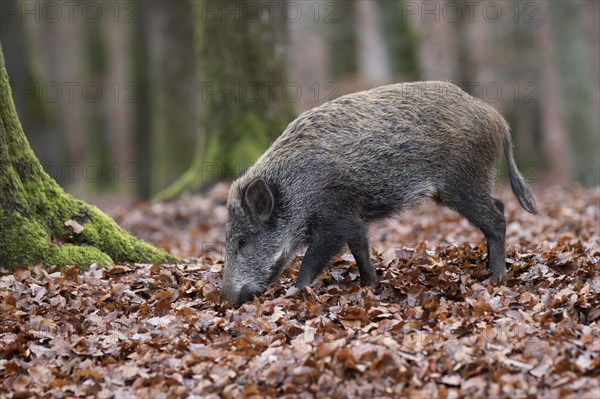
[155,0,296,201]
[133,0,198,199]
[1,0,62,179]
[0,0,597,207]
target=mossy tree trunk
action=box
[154,0,296,201]
[0,42,177,268]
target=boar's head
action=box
[220,177,296,307]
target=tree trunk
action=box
[453,1,477,91]
[326,0,359,80]
[0,42,177,268]
[154,0,296,201]
[549,2,600,186]
[356,0,390,86]
[82,15,113,191]
[376,0,422,82]
[131,0,153,200]
[143,0,198,196]
[1,0,63,178]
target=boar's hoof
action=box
[489,272,508,284]
[361,272,379,286]
[294,280,310,290]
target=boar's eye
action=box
[237,238,247,250]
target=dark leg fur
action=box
[296,212,377,288]
[442,189,507,282]
[296,229,346,289]
[347,225,378,284]
[494,198,505,213]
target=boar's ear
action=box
[244,178,274,222]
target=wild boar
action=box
[220,81,538,307]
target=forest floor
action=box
[1,184,599,398]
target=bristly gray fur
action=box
[220,81,538,306]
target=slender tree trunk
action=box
[537,11,570,184]
[376,0,422,82]
[549,2,600,185]
[356,0,390,86]
[0,42,177,268]
[453,1,477,91]
[82,13,113,191]
[131,0,153,199]
[326,0,359,80]
[287,2,329,110]
[155,0,296,201]
[143,0,197,196]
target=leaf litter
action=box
[1,184,599,398]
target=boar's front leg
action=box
[347,225,378,285]
[295,235,345,289]
[295,218,378,289]
[295,224,346,289]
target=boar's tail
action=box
[503,131,539,214]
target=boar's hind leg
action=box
[494,198,505,213]
[443,191,507,283]
[295,230,346,289]
[347,227,378,285]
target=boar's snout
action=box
[220,283,258,308]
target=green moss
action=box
[0,210,113,268]
[47,245,113,269]
[0,43,180,269]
